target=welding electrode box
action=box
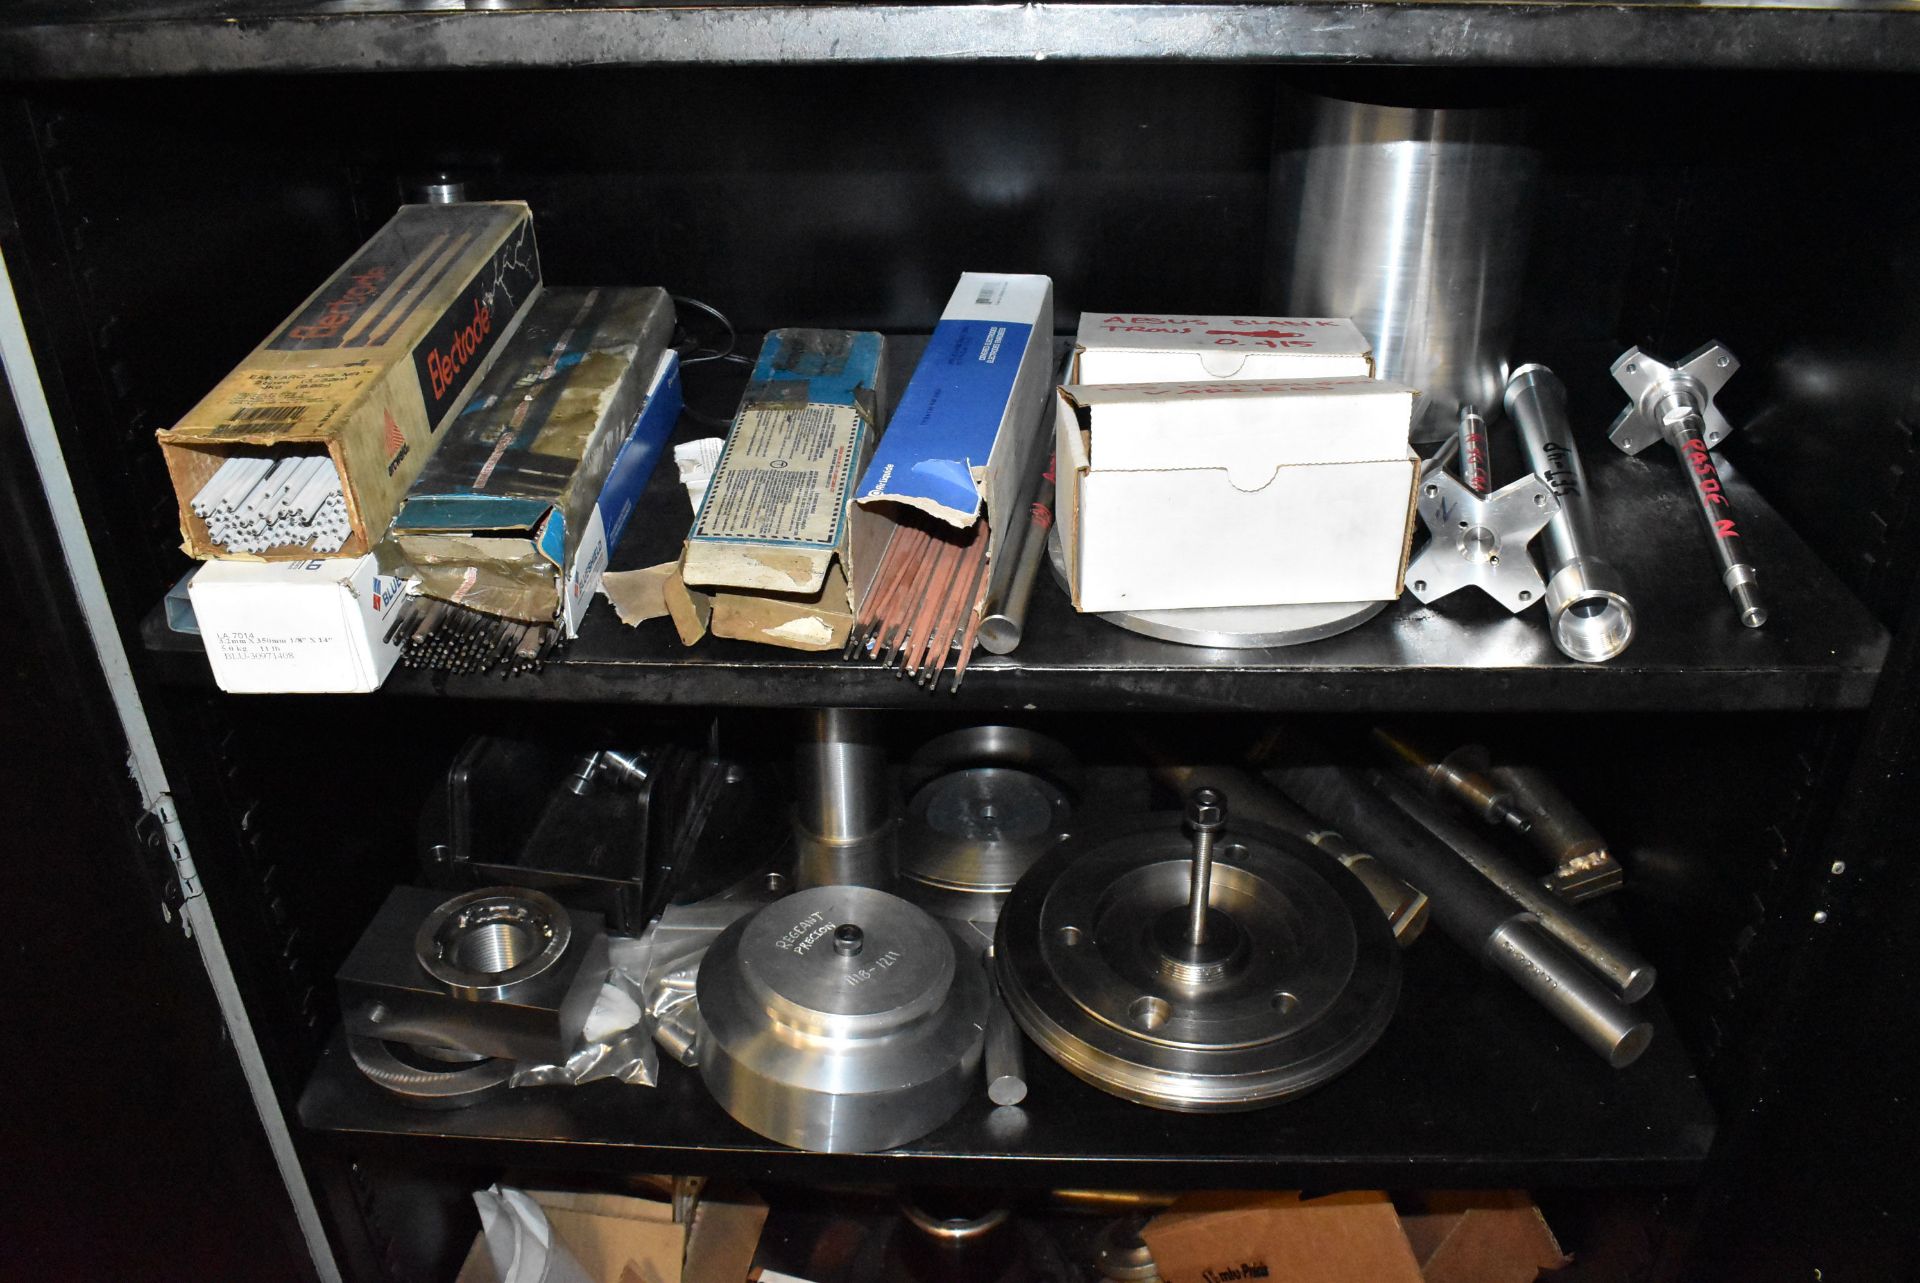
[675,329,888,652]
[156,202,541,562]
[1055,376,1422,612]
[187,553,408,693]
[852,271,1056,606]
[389,286,680,639]
[1069,314,1375,384]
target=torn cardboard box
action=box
[848,271,1056,639]
[1055,375,1420,612]
[158,201,540,560]
[1400,1191,1571,1283]
[390,287,679,638]
[1143,1191,1425,1283]
[456,1185,768,1283]
[1071,314,1374,383]
[673,329,887,652]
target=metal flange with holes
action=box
[1406,469,1560,613]
[994,806,1400,1112]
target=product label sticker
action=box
[205,367,371,436]
[692,401,863,549]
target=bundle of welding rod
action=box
[842,512,990,693]
[189,452,349,554]
[382,596,563,678]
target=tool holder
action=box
[1608,342,1766,628]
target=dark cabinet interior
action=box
[5,11,1918,1281]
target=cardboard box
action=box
[1143,1191,1425,1283]
[1400,1191,1571,1283]
[455,1187,768,1283]
[853,271,1055,580]
[1072,314,1374,383]
[157,202,540,561]
[677,329,888,651]
[1055,376,1420,612]
[187,553,409,693]
[390,286,679,637]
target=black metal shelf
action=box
[299,928,1714,1188]
[140,336,1889,713]
[2,0,1918,81]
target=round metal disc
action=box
[348,1036,511,1111]
[699,886,988,1152]
[995,814,1400,1111]
[900,727,1079,924]
[1046,530,1385,649]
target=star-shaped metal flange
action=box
[1608,342,1740,456]
[1406,470,1561,614]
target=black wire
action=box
[672,294,737,367]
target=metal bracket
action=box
[1608,342,1741,455]
[1406,469,1561,613]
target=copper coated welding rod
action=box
[923,517,989,688]
[866,524,934,659]
[892,530,959,671]
[845,521,906,657]
[905,530,968,674]
[874,527,938,664]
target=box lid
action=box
[1062,377,1418,486]
[1075,314,1371,381]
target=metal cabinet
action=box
[3,5,1916,1280]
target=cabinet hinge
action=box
[139,781,204,916]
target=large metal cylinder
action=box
[795,708,897,889]
[1272,90,1539,439]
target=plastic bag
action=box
[473,1186,594,1283]
[509,948,659,1089]
[636,901,758,1068]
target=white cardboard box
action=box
[1071,314,1373,384]
[1056,377,1420,612]
[188,553,408,693]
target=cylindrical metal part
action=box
[1183,788,1225,947]
[1485,919,1653,1067]
[1457,404,1492,495]
[1490,764,1606,866]
[984,976,1029,1107]
[1663,407,1768,628]
[1370,772,1654,1001]
[978,467,1056,655]
[1372,728,1530,835]
[698,886,988,1152]
[1273,90,1539,439]
[795,708,897,889]
[1152,763,1428,944]
[1506,364,1636,663]
[1264,763,1654,1064]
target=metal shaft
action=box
[1457,404,1492,496]
[794,708,897,889]
[1506,364,1636,663]
[978,466,1056,655]
[983,960,1029,1107]
[1489,764,1624,902]
[1373,728,1530,836]
[1371,771,1654,1001]
[1184,788,1226,947]
[1265,762,1652,1067]
[1151,763,1428,945]
[1662,399,1766,627]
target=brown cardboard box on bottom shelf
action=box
[454,1187,767,1283]
[1141,1189,1568,1283]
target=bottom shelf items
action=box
[298,930,1714,1190]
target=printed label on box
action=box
[694,402,863,549]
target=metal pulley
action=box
[697,885,988,1153]
[994,791,1401,1112]
[900,726,1079,924]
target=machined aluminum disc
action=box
[995,814,1400,1111]
[698,885,988,1153]
[901,727,1078,923]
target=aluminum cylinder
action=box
[1485,919,1653,1067]
[1506,364,1636,663]
[795,708,897,889]
[1273,90,1539,439]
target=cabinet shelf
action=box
[2,0,1918,80]
[140,337,1888,713]
[298,931,1714,1188]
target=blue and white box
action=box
[853,272,1055,575]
